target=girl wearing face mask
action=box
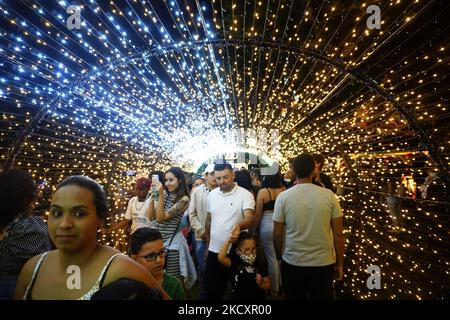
[218,231,271,300]
[149,167,191,282]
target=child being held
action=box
[218,231,271,300]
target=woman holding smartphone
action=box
[149,167,190,280]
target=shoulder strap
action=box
[24,251,49,299]
[267,188,272,201]
[162,193,185,247]
[168,223,180,247]
[97,253,121,288]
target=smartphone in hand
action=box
[151,174,160,201]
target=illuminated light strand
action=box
[1,0,449,299]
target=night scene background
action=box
[0,0,449,299]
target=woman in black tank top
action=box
[14,176,168,300]
[254,171,285,297]
[262,189,276,212]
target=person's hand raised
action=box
[152,181,164,195]
[255,273,263,287]
[230,224,240,243]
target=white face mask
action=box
[236,249,256,265]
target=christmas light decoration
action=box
[0,0,449,299]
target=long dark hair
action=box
[164,167,190,201]
[261,169,283,189]
[0,168,37,228]
[235,169,253,192]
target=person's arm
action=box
[230,208,255,242]
[108,199,134,232]
[217,238,232,267]
[155,182,189,223]
[105,254,171,300]
[256,274,271,291]
[272,194,285,260]
[331,216,345,280]
[203,212,211,243]
[146,193,155,221]
[230,191,256,242]
[204,194,212,243]
[330,194,345,280]
[273,221,284,260]
[107,219,131,232]
[253,189,266,236]
[240,208,256,230]
[188,188,205,236]
[14,254,43,299]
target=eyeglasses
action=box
[140,248,168,262]
[238,248,256,255]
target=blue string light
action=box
[0,0,448,300]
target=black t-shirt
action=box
[228,247,268,300]
[314,172,335,193]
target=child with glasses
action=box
[218,231,271,300]
[129,228,185,300]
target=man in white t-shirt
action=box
[204,163,255,300]
[109,177,152,235]
[273,153,345,300]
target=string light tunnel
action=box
[1,0,449,299]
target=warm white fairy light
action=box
[0,0,449,299]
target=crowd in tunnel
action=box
[1,0,449,301]
[1,155,345,300]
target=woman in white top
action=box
[14,175,169,300]
[254,170,285,298]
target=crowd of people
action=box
[0,153,345,300]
